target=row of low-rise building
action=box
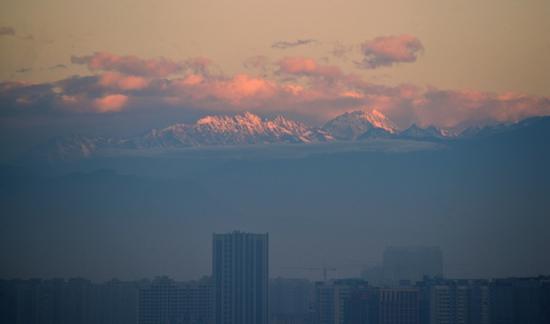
[315,279,421,324]
[0,278,141,324]
[1,233,549,324]
[313,276,550,324]
[2,275,548,324]
[138,276,213,324]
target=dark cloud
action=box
[70,52,215,78]
[16,68,32,73]
[70,55,90,65]
[0,26,34,40]
[358,35,424,69]
[272,39,316,49]
[49,64,68,70]
[0,26,16,36]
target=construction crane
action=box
[281,266,337,281]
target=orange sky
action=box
[1,0,549,95]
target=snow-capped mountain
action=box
[357,127,394,140]
[397,124,447,141]
[127,112,333,148]
[322,110,398,140]
[28,110,543,162]
[26,112,336,161]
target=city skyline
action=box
[2,231,549,324]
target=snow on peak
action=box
[242,111,262,124]
[138,112,333,147]
[322,108,398,140]
[359,109,397,133]
[196,115,218,125]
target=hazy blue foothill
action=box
[0,117,549,281]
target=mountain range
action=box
[23,109,546,161]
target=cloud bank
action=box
[2,51,549,131]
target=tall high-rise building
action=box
[212,231,269,324]
[383,247,443,285]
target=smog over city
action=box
[1,1,549,323]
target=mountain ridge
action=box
[22,111,550,161]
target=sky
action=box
[1,0,550,156]
[1,0,550,281]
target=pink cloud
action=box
[93,94,128,113]
[359,35,424,69]
[276,57,353,97]
[278,57,318,74]
[171,74,279,107]
[163,74,550,128]
[4,51,550,128]
[213,74,277,102]
[181,74,204,86]
[98,72,149,90]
